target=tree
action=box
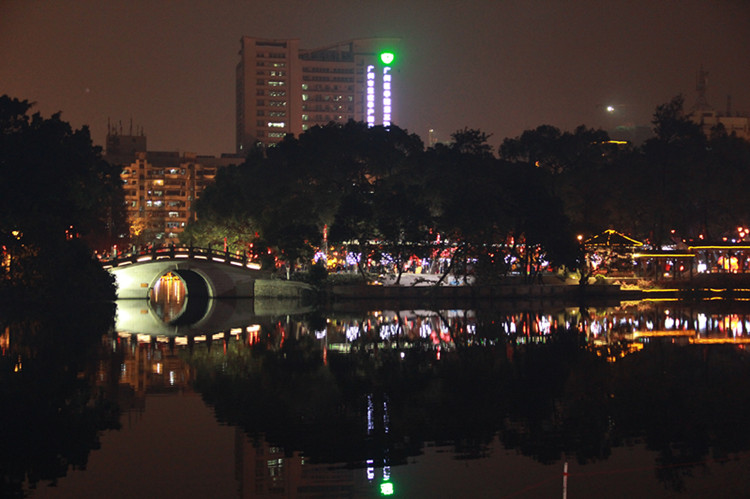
[0,96,127,250]
[0,95,124,300]
[639,95,708,243]
[189,121,426,275]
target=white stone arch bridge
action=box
[102,246,313,301]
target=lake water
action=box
[5,294,750,498]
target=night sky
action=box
[2,0,749,156]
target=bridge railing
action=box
[100,245,262,271]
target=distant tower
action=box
[428,128,437,147]
[694,67,711,112]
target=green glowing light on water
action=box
[380,481,394,495]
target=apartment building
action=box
[106,130,240,244]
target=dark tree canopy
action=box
[0,96,127,250]
[187,121,582,280]
[0,95,124,300]
[186,97,750,280]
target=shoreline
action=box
[321,272,750,308]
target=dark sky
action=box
[2,0,749,156]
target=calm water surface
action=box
[5,289,750,498]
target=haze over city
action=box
[2,0,749,155]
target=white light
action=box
[382,66,393,127]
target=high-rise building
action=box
[106,127,241,245]
[236,37,400,152]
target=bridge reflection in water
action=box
[109,292,750,497]
[117,271,750,354]
[115,271,314,341]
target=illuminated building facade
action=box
[236,37,400,152]
[106,130,240,244]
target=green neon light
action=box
[380,482,394,496]
[380,52,395,65]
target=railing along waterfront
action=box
[100,246,261,270]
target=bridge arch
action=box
[155,267,212,299]
[155,269,211,325]
[103,246,314,301]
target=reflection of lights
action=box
[367,394,374,433]
[697,313,708,332]
[632,330,695,338]
[380,324,399,339]
[380,482,394,496]
[383,398,390,434]
[537,316,551,334]
[419,323,432,338]
[346,326,360,342]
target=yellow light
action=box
[632,330,696,338]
